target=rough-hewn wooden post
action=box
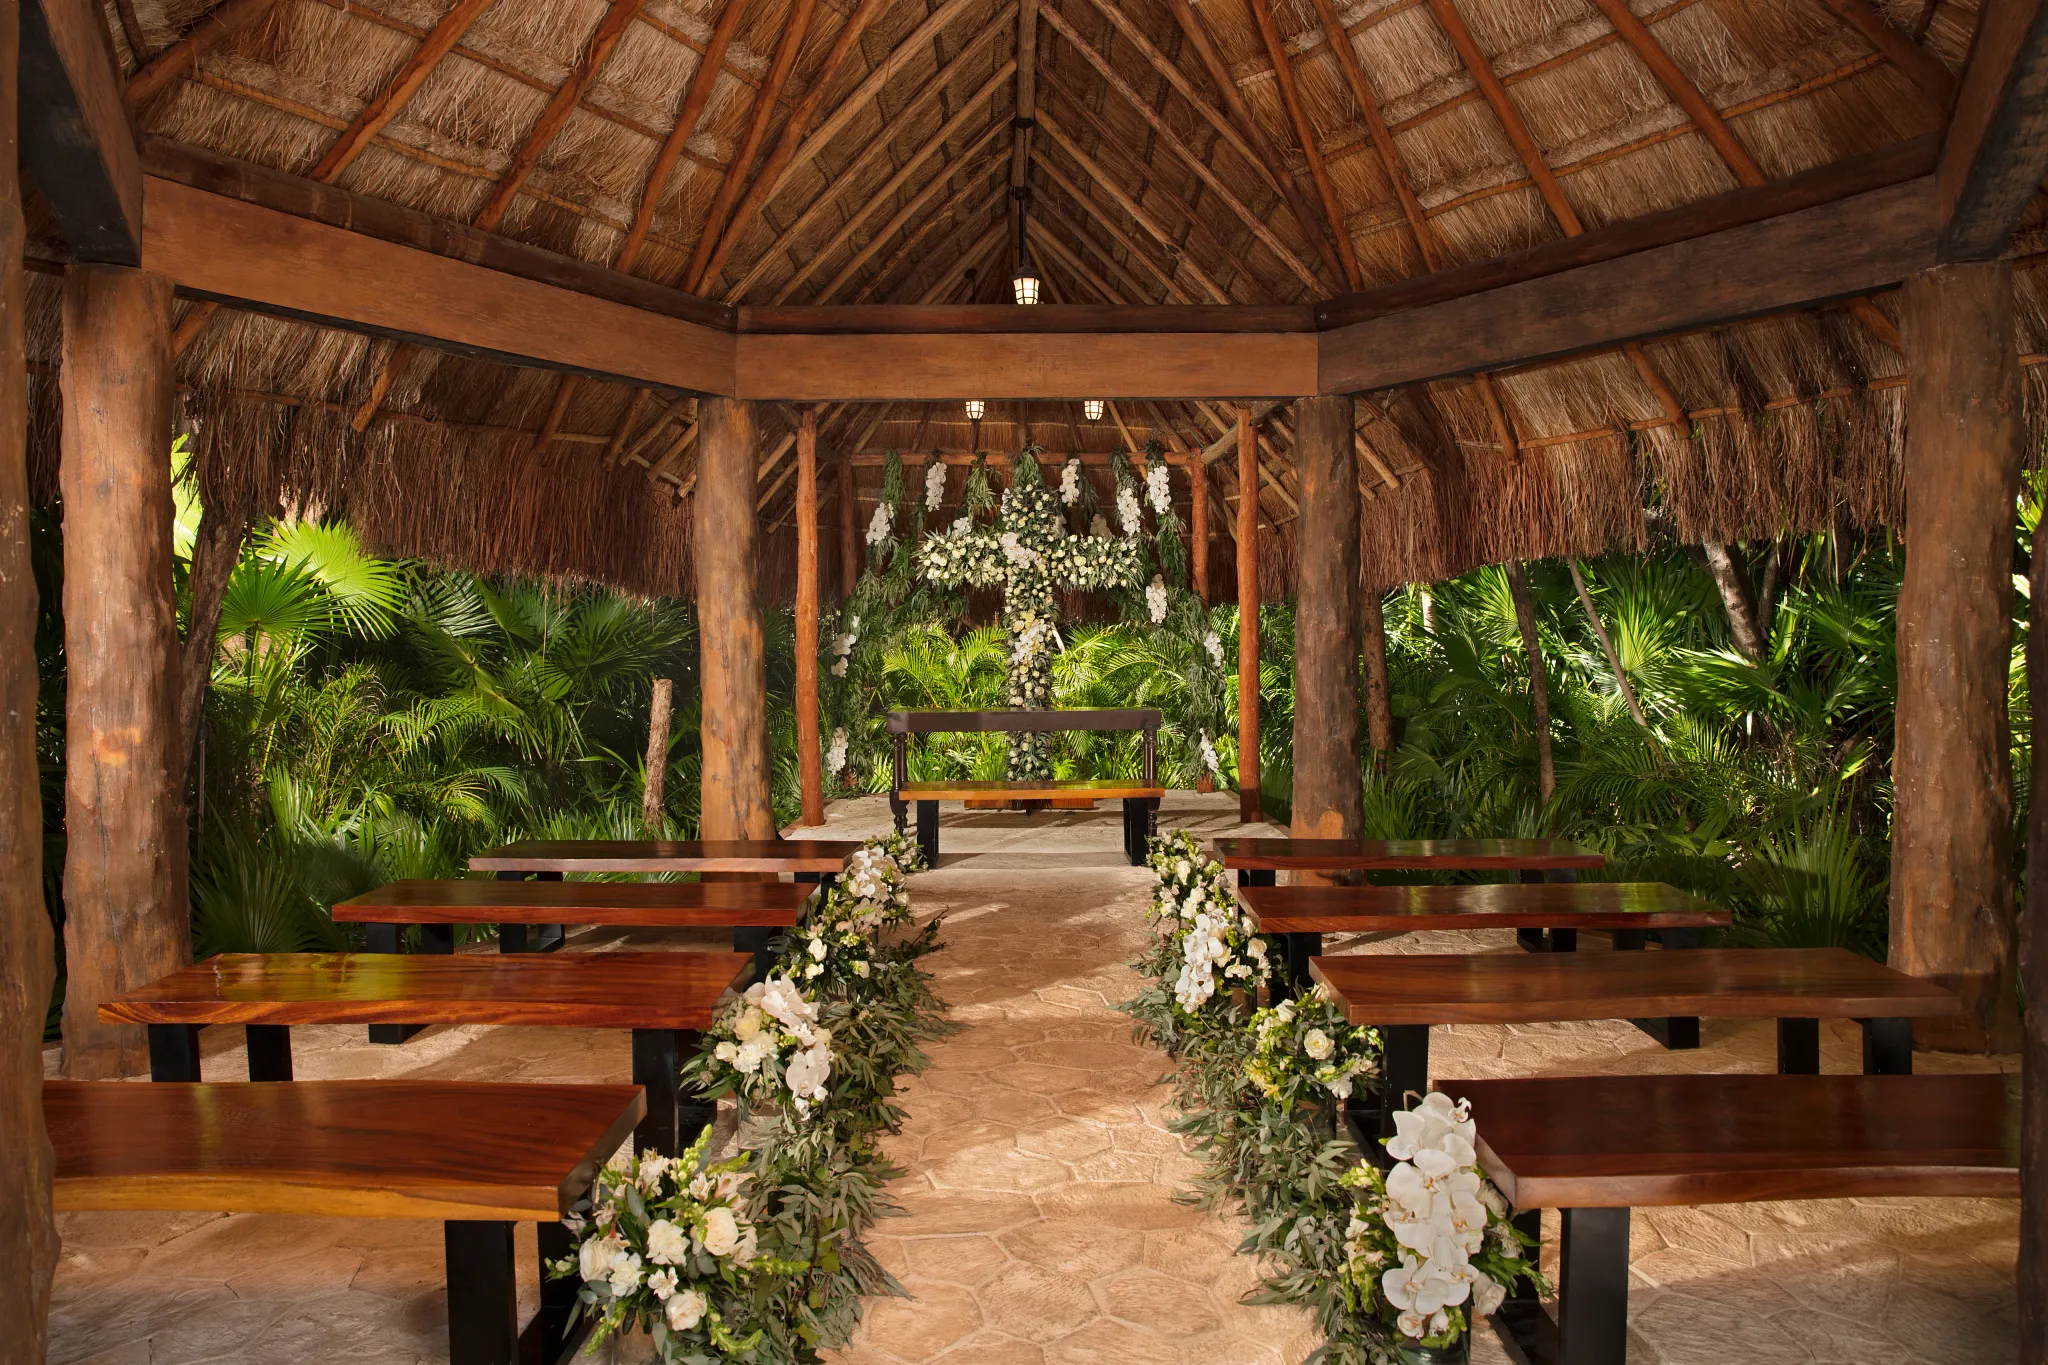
[1235,404,1261,822]
[1893,260,2022,1051]
[1360,586,1395,760]
[641,676,673,831]
[1,4,61,1340]
[59,263,189,1079]
[794,410,824,826]
[836,455,858,600]
[1291,395,1362,840]
[695,397,774,841]
[2021,500,2048,1362]
[1190,455,1209,602]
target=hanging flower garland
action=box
[1140,830,1271,1017]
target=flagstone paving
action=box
[42,791,2021,1364]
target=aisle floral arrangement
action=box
[556,832,949,1362]
[1121,829,1541,1364]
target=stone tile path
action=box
[43,792,2022,1364]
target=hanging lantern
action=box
[964,399,986,421]
[1082,399,1105,422]
[1011,261,1041,305]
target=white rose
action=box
[578,1233,623,1282]
[808,937,827,961]
[1303,1029,1335,1061]
[645,1219,689,1265]
[665,1288,707,1331]
[700,1206,741,1257]
[606,1251,643,1297]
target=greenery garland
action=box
[553,833,950,1362]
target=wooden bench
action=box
[1311,947,1964,1158]
[47,1078,644,1365]
[888,709,1164,866]
[469,838,860,876]
[100,951,749,1156]
[1211,836,1607,881]
[1444,1072,2020,1365]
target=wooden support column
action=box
[58,263,188,1078]
[1892,260,2022,1051]
[2021,454,2048,1363]
[2,0,61,1341]
[1290,395,1362,841]
[1235,404,1261,822]
[838,455,859,599]
[794,410,825,827]
[695,397,775,842]
[1190,457,1209,602]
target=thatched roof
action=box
[23,0,2046,599]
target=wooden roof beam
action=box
[309,0,495,183]
[859,195,1008,303]
[21,0,142,263]
[126,0,280,103]
[1246,0,1362,289]
[1821,0,1957,108]
[1938,0,2048,260]
[1031,179,1180,304]
[1034,14,1320,291]
[1305,0,1438,273]
[619,0,751,275]
[813,124,1010,301]
[1036,111,1228,302]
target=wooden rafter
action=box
[1821,0,1957,106]
[868,212,1008,305]
[1037,111,1228,301]
[814,123,1011,301]
[1426,0,1583,234]
[1307,0,1438,273]
[1246,0,1362,288]
[1010,0,1041,280]
[1031,176,1179,303]
[721,15,1014,301]
[1032,17,1319,291]
[127,0,281,102]
[773,65,1016,302]
[1161,0,1346,287]
[681,0,817,293]
[694,0,892,293]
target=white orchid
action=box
[1116,484,1144,536]
[1145,575,1169,624]
[865,501,894,547]
[923,458,947,510]
[824,727,848,776]
[1060,458,1083,505]
[1145,461,1171,515]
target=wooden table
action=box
[1444,1072,2020,1365]
[48,1078,644,1365]
[887,709,1163,865]
[469,838,860,876]
[1241,881,1731,1012]
[100,951,750,1156]
[1311,947,1963,1156]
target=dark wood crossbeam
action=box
[1939,0,2048,260]
[20,0,141,264]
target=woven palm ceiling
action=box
[24,0,2038,598]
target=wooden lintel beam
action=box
[738,303,1312,333]
[1937,0,2048,261]
[21,0,143,264]
[1318,177,1938,392]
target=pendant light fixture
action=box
[1011,182,1041,305]
[963,399,986,421]
[1082,400,1105,422]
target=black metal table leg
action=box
[1517,870,1548,951]
[245,1024,293,1081]
[1860,1016,1914,1074]
[1623,926,1700,1050]
[148,1024,203,1082]
[631,1028,682,1157]
[1286,931,1322,992]
[364,922,402,955]
[1236,868,1276,889]
[916,799,939,867]
[527,871,565,949]
[1267,934,1297,1005]
[443,1220,519,1365]
[1548,927,1578,953]
[532,1219,590,1365]
[1777,1017,1821,1074]
[733,925,775,982]
[499,923,530,954]
[1494,1207,1550,1363]
[1374,1024,1431,1164]
[1556,1206,1631,1365]
[370,921,446,1043]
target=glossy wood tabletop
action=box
[46,1078,645,1221]
[899,779,1166,800]
[469,838,859,873]
[1441,1072,2020,1210]
[1309,947,1961,1024]
[332,878,813,925]
[1240,882,1730,933]
[1209,837,1606,871]
[99,952,752,1029]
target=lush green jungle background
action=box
[31,463,2041,1035]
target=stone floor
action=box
[43,793,2021,1365]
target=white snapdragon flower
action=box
[665,1288,707,1331]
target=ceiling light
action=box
[1082,400,1105,422]
[964,399,986,421]
[1011,262,1040,306]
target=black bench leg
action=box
[1621,926,1700,1051]
[916,799,939,867]
[733,926,776,982]
[245,1024,293,1081]
[1267,934,1294,1005]
[531,1219,590,1365]
[367,922,446,1044]
[1236,868,1276,889]
[148,1024,203,1082]
[1556,1207,1631,1365]
[1374,1024,1431,1166]
[444,1220,519,1365]
[1286,931,1322,994]
[1495,1207,1549,1363]
[1777,1017,1821,1074]
[632,1028,712,1158]
[1860,1016,1913,1075]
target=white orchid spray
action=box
[1337,1093,1541,1350]
[1116,484,1144,538]
[824,727,848,777]
[922,458,947,513]
[828,613,859,679]
[1143,830,1270,1017]
[1204,630,1225,667]
[548,1130,801,1361]
[1145,574,1169,624]
[1145,460,1172,516]
[865,501,894,548]
[1198,731,1225,783]
[1060,457,1083,505]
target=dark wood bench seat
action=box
[47,1078,645,1365]
[1211,836,1607,875]
[1445,1072,2020,1365]
[893,779,1165,866]
[469,838,860,875]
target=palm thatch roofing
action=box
[21,0,2046,600]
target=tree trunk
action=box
[1290,396,1362,841]
[0,6,61,1341]
[60,264,190,1079]
[175,494,252,787]
[1891,260,2022,1052]
[1568,560,1649,730]
[2021,503,2048,1363]
[1505,562,1555,807]
[1360,588,1395,760]
[1190,456,1208,603]
[836,455,858,601]
[695,397,774,841]
[1701,539,1766,661]
[641,676,673,832]
[1235,404,1260,823]
[794,410,824,827]
[1755,539,1785,645]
